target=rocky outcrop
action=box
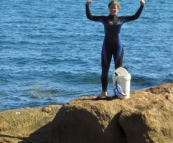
[49,82,173,143]
[0,82,173,143]
[0,105,61,143]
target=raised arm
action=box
[121,0,145,23]
[86,0,104,22]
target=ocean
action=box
[0,0,173,111]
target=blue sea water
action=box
[0,0,173,111]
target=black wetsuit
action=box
[86,4,144,92]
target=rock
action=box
[0,82,173,143]
[49,82,173,143]
[0,105,61,143]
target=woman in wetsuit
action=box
[86,0,145,99]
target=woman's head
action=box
[108,0,120,15]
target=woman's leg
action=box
[115,48,124,69]
[101,41,112,93]
[113,36,124,69]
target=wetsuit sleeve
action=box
[121,5,144,23]
[86,4,103,22]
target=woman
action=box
[86,0,145,99]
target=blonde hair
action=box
[108,0,120,10]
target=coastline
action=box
[1,81,173,143]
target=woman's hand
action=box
[86,0,92,5]
[140,0,145,6]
